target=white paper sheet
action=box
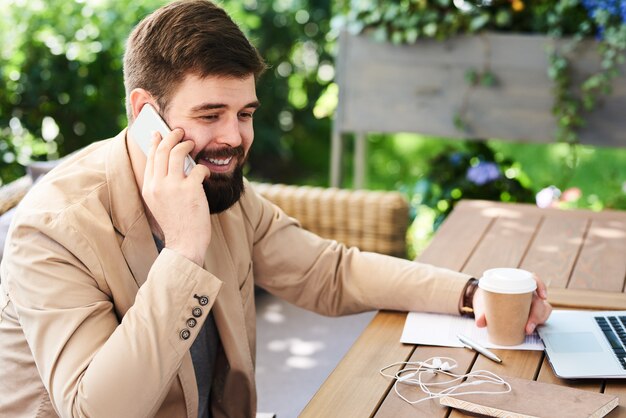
[401,312,544,350]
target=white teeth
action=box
[207,156,232,166]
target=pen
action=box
[457,334,502,364]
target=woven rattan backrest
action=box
[253,182,408,258]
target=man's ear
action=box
[129,88,155,121]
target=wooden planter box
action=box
[331,31,626,187]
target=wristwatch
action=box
[459,278,479,317]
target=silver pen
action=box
[457,334,502,363]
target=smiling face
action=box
[161,73,258,174]
[158,73,259,213]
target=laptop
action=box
[537,310,626,379]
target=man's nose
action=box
[215,115,242,147]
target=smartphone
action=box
[128,103,196,175]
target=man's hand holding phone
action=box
[142,128,211,266]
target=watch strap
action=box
[459,278,479,317]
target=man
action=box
[0,1,552,417]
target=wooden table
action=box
[300,200,626,417]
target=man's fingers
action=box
[533,273,548,299]
[188,164,211,183]
[475,313,487,328]
[153,128,185,177]
[525,298,552,334]
[168,140,196,176]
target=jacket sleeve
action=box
[2,211,222,418]
[242,184,471,317]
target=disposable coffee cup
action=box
[479,268,537,346]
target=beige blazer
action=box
[0,130,470,417]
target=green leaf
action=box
[469,13,490,33]
[464,69,478,85]
[453,113,466,131]
[495,10,511,27]
[391,31,404,45]
[423,22,438,38]
[372,26,388,43]
[480,71,497,87]
[405,28,418,43]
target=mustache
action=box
[196,146,245,161]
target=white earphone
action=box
[380,356,511,405]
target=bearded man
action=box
[0,1,551,417]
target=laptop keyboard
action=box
[595,316,626,369]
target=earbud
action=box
[421,357,454,371]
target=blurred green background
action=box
[1,0,625,256]
[0,0,336,185]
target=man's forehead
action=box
[172,73,258,106]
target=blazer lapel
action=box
[105,129,158,290]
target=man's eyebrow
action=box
[190,101,261,113]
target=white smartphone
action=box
[128,103,196,175]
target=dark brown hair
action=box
[123,0,266,121]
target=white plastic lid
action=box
[478,268,537,294]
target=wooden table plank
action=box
[569,219,626,292]
[299,311,414,418]
[461,200,626,221]
[520,215,588,288]
[417,201,493,269]
[462,212,542,278]
[547,288,626,310]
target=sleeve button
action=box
[194,294,209,306]
[186,318,197,328]
[192,307,203,318]
[180,329,191,340]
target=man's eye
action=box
[239,112,254,120]
[201,114,218,121]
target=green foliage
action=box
[222,0,334,184]
[0,0,335,186]
[0,0,163,184]
[409,140,534,227]
[335,0,588,41]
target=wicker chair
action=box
[251,182,408,257]
[0,176,409,258]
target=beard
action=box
[200,146,246,214]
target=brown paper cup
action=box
[479,268,537,346]
[483,290,533,345]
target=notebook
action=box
[537,310,626,379]
[440,375,618,418]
